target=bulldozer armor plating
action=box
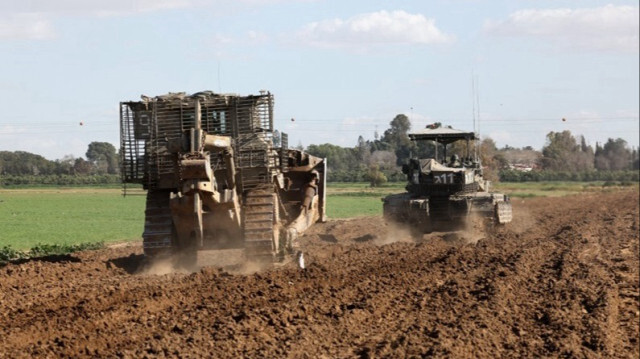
[120,91,327,263]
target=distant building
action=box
[508,163,539,172]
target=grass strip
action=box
[0,242,104,264]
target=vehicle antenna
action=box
[476,74,481,143]
[472,70,476,135]
[472,71,479,159]
[217,61,222,93]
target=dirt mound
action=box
[0,190,638,358]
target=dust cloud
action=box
[457,213,490,244]
[137,248,278,276]
[138,257,192,276]
[378,216,489,246]
[508,200,535,234]
[376,222,417,245]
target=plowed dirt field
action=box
[1,190,638,358]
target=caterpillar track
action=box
[142,190,173,256]
[243,188,280,262]
[142,188,282,262]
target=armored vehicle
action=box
[120,91,326,264]
[383,125,512,233]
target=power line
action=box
[1,116,636,136]
[0,116,636,127]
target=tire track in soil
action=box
[0,190,638,358]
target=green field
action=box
[326,182,402,218]
[1,181,636,249]
[493,181,638,198]
[0,189,145,249]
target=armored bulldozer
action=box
[383,126,512,233]
[120,91,326,264]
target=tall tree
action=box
[86,142,118,174]
[541,131,593,171]
[576,136,595,171]
[479,138,501,181]
[355,135,370,162]
[595,138,632,170]
[381,114,415,165]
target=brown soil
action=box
[1,190,638,358]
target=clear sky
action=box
[1,0,638,160]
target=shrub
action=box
[0,242,104,264]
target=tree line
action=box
[1,118,638,186]
[303,116,639,185]
[0,142,120,186]
[0,142,118,176]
